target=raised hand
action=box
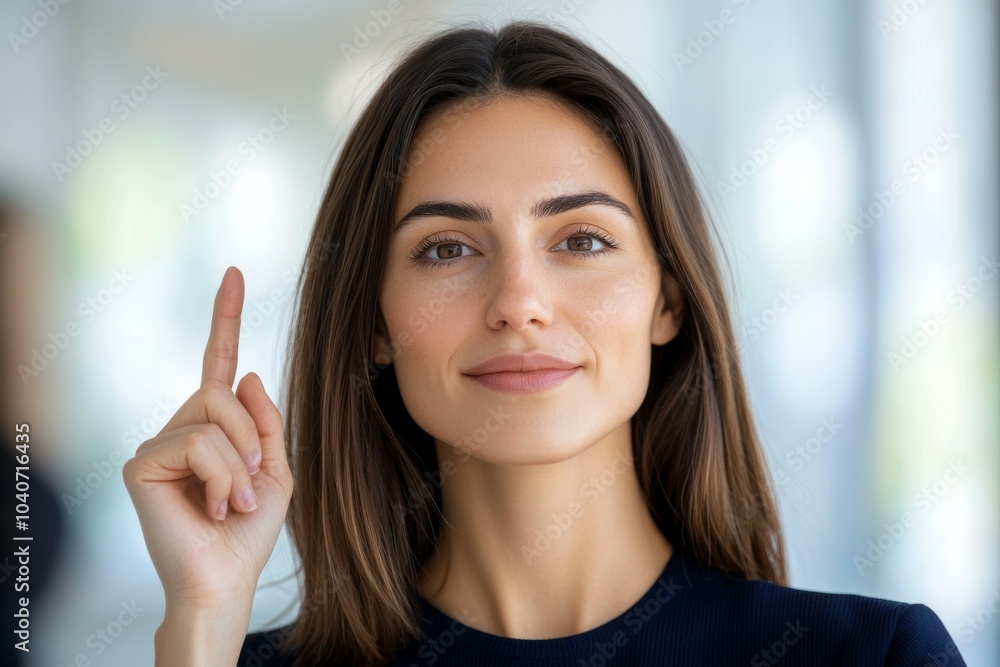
[123,267,294,662]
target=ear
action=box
[372,307,393,366]
[651,273,684,346]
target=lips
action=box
[463,352,581,376]
[466,368,579,393]
[462,352,582,394]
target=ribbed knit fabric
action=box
[237,545,966,666]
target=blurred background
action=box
[0,0,996,664]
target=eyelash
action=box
[408,225,622,269]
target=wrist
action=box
[155,600,254,667]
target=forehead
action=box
[394,94,635,218]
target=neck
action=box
[416,420,672,638]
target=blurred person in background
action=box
[0,190,69,667]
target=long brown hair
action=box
[282,19,786,666]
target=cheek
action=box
[380,278,471,390]
[575,270,657,346]
[579,274,658,405]
[381,289,476,448]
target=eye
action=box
[408,236,477,268]
[554,228,619,255]
[408,225,621,269]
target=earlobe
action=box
[652,275,684,346]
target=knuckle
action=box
[185,428,218,455]
[201,421,225,440]
[202,379,233,399]
[121,457,136,482]
[134,437,156,455]
[207,333,239,359]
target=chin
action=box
[448,431,595,466]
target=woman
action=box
[124,20,966,666]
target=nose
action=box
[484,248,554,331]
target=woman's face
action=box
[375,94,683,465]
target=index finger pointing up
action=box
[202,266,244,388]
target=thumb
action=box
[235,372,288,474]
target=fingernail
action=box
[241,485,258,512]
[245,451,261,475]
[216,499,228,520]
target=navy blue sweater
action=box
[237,545,966,666]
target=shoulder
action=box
[881,602,966,666]
[667,552,966,665]
[237,623,297,667]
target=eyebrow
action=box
[392,190,637,233]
